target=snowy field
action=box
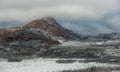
[0,58,120,72]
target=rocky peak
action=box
[24,17,73,39]
[25,17,57,28]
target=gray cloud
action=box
[0,0,119,21]
[0,0,120,35]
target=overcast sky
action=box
[0,0,120,35]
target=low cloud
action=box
[60,21,113,35]
[0,0,119,21]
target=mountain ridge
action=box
[0,17,80,46]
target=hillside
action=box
[0,17,81,46]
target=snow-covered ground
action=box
[59,41,92,46]
[0,58,119,72]
[59,40,120,46]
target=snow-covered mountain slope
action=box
[0,17,81,46]
[24,17,79,40]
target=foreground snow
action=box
[0,58,119,72]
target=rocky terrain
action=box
[0,17,120,61]
[0,17,81,59]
